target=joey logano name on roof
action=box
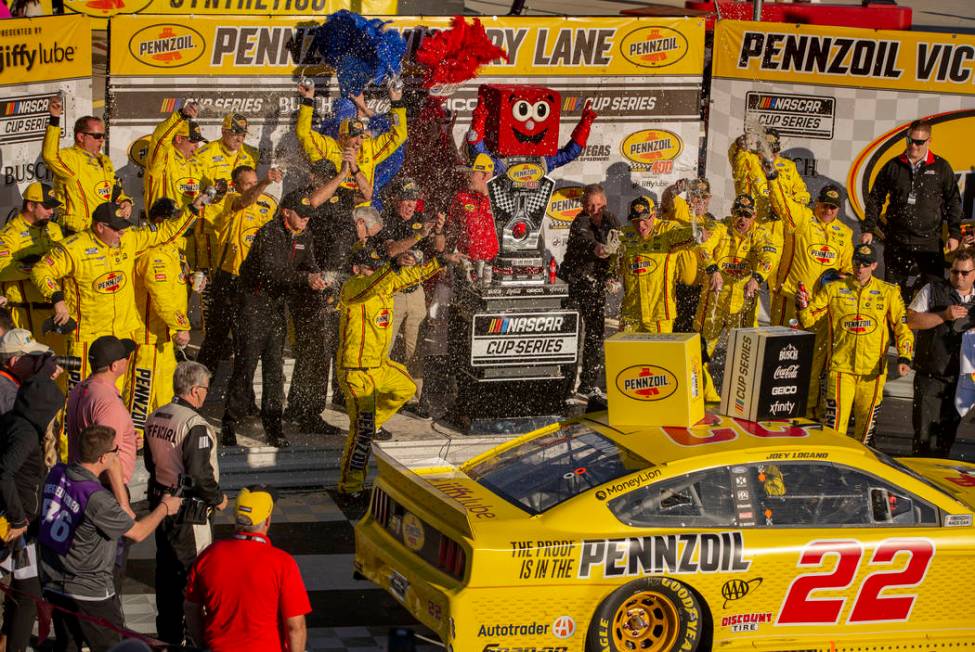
[578,532,750,579]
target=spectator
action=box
[0,329,57,415]
[184,485,310,652]
[220,189,328,448]
[863,118,963,302]
[0,376,63,652]
[558,184,621,398]
[378,178,446,419]
[907,249,975,457]
[144,361,228,645]
[143,102,206,211]
[42,96,132,235]
[798,244,914,443]
[66,335,138,518]
[446,154,498,263]
[40,425,181,652]
[0,181,65,351]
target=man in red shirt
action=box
[184,485,311,652]
[447,153,498,262]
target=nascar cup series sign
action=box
[470,312,579,368]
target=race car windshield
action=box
[466,424,651,515]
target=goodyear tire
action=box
[586,577,703,652]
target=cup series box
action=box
[719,327,814,421]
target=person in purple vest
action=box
[39,425,182,652]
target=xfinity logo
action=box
[769,400,795,415]
[773,364,799,380]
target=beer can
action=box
[481,263,493,288]
[192,271,206,293]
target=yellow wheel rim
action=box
[610,590,680,651]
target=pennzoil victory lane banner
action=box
[107,15,706,261]
[0,15,93,216]
[708,20,975,231]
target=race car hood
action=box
[898,457,975,512]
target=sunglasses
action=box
[84,132,106,140]
[950,269,975,276]
[907,137,929,146]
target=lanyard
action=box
[233,533,269,545]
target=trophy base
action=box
[493,254,545,286]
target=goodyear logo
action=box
[94,271,126,294]
[620,129,683,167]
[615,364,678,401]
[94,180,112,202]
[129,24,206,69]
[374,309,391,329]
[546,186,583,222]
[128,135,151,168]
[842,313,876,334]
[808,244,837,265]
[630,255,656,276]
[620,26,689,69]
[506,162,545,184]
[720,256,750,277]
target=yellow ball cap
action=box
[235,486,275,526]
[471,153,495,173]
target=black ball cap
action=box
[88,335,136,369]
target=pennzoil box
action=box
[719,327,815,421]
[605,332,704,427]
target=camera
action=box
[55,355,83,372]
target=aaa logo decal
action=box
[620,129,683,167]
[546,186,583,222]
[129,24,206,69]
[841,313,877,334]
[619,26,689,69]
[94,271,126,294]
[616,365,678,401]
[808,244,837,265]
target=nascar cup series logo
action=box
[94,271,126,294]
[808,244,837,265]
[620,129,683,168]
[129,24,206,69]
[619,26,689,68]
[546,186,583,223]
[842,313,877,335]
[616,365,678,401]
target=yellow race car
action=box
[354,413,975,651]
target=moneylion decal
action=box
[129,24,206,69]
[615,364,678,401]
[619,25,689,69]
[620,129,683,167]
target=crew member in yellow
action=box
[0,182,66,352]
[30,199,198,394]
[336,246,465,497]
[42,96,132,235]
[128,198,195,440]
[613,195,701,334]
[196,164,284,376]
[695,194,780,401]
[143,101,208,212]
[798,243,913,443]
[295,83,405,206]
[193,112,259,272]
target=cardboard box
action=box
[605,332,704,427]
[719,327,815,421]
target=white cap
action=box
[0,329,51,356]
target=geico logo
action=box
[620,26,689,68]
[620,129,683,166]
[770,385,797,395]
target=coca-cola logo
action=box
[773,364,799,380]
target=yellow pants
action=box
[125,340,177,441]
[337,360,416,495]
[769,290,798,327]
[823,370,886,444]
[620,318,673,334]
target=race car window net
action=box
[608,462,939,529]
[466,424,651,515]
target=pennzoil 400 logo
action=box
[616,364,678,401]
[619,25,689,68]
[129,24,206,68]
[620,129,682,172]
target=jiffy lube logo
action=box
[94,271,126,294]
[808,244,837,265]
[547,186,583,223]
[619,26,689,68]
[841,313,876,334]
[129,24,206,69]
[506,162,545,184]
[620,129,683,167]
[616,365,678,401]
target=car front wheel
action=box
[586,577,704,652]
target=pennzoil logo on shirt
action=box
[94,271,126,294]
[374,309,391,328]
[93,180,112,201]
[841,313,877,334]
[629,255,657,276]
[808,244,837,265]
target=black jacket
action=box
[864,151,962,250]
[913,278,971,381]
[0,377,64,528]
[239,216,321,301]
[559,210,622,287]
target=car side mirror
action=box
[870,487,892,523]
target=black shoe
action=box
[220,426,239,447]
[374,427,393,441]
[402,402,432,421]
[297,417,342,435]
[334,491,371,520]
